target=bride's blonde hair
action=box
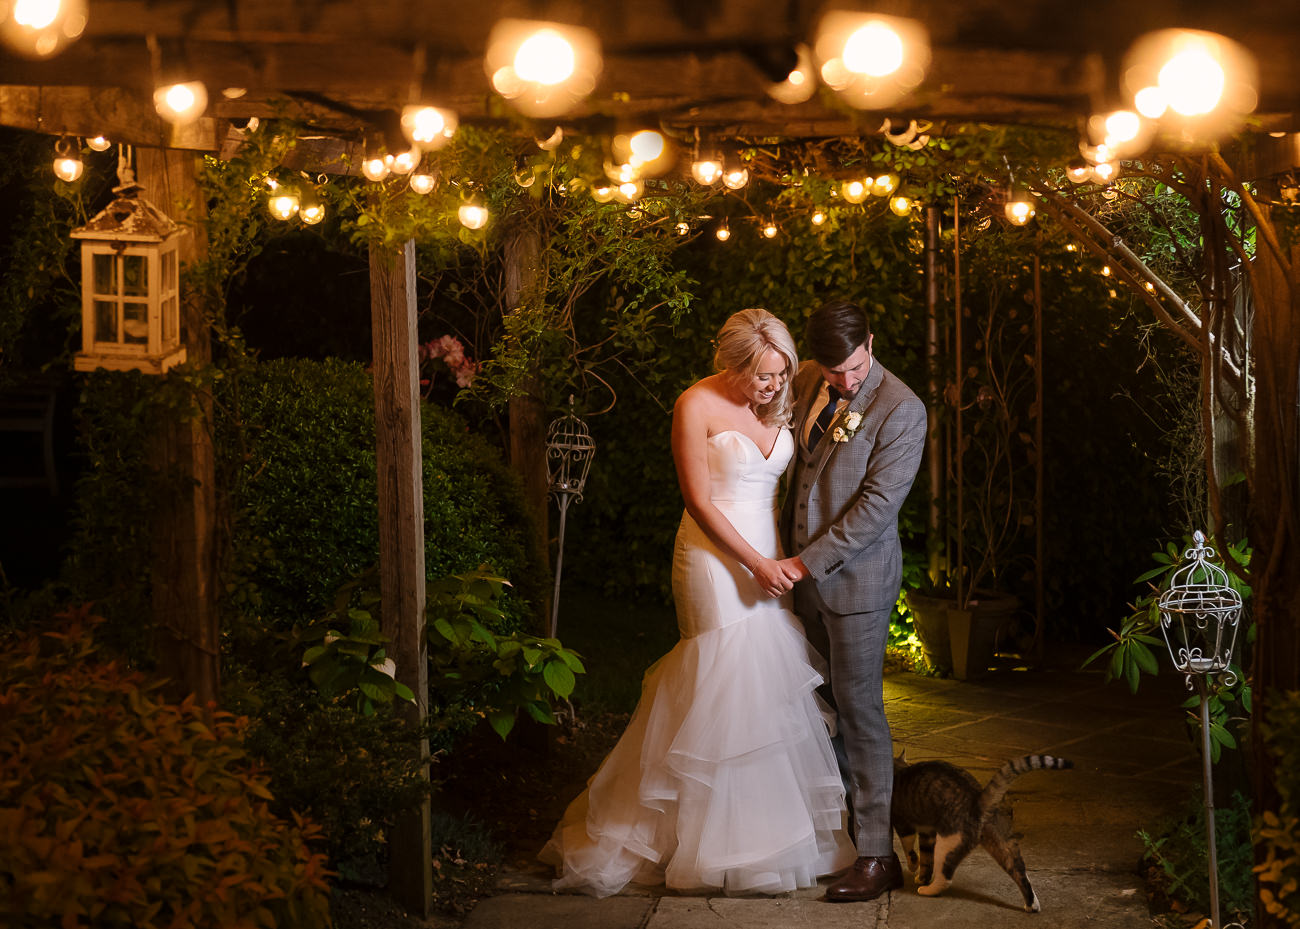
[713,308,799,427]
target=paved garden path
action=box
[464,648,1202,929]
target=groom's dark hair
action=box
[806,300,871,367]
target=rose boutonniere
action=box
[831,410,863,443]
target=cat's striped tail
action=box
[979,754,1074,816]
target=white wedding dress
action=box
[540,429,855,897]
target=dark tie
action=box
[807,390,840,448]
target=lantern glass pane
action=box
[163,296,177,343]
[94,300,117,342]
[92,253,116,296]
[162,249,176,293]
[123,303,148,344]
[123,255,147,297]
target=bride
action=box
[539,308,855,897]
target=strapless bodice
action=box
[706,429,792,509]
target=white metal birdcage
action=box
[545,399,595,638]
[1155,529,1245,929]
[1157,531,1243,685]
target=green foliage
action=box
[426,568,586,740]
[0,606,332,928]
[1139,790,1254,924]
[297,572,415,716]
[1258,690,1300,927]
[218,357,541,628]
[1086,535,1252,763]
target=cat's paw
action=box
[917,879,950,897]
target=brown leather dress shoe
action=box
[824,854,905,902]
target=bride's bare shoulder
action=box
[675,375,726,412]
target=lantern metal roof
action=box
[71,182,184,243]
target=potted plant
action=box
[907,224,1036,679]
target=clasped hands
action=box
[753,555,809,598]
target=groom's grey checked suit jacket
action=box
[781,357,927,616]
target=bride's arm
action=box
[672,389,792,597]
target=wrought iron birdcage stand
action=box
[1156,531,1243,929]
[545,399,595,638]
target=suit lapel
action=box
[806,359,884,485]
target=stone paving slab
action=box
[461,893,654,929]
[647,895,885,928]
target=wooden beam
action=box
[368,237,432,918]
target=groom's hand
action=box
[777,556,809,583]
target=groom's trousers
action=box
[797,585,894,859]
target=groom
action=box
[778,299,927,902]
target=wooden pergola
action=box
[3,0,1299,917]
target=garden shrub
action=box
[221,357,542,632]
[0,607,332,928]
[1139,790,1254,924]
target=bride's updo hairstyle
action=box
[713,308,798,427]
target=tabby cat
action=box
[890,752,1074,912]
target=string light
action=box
[300,203,325,225]
[52,136,83,182]
[889,195,913,216]
[811,209,827,226]
[485,19,602,118]
[1,0,87,58]
[153,80,208,125]
[591,184,615,203]
[458,201,489,230]
[389,150,420,175]
[762,220,778,238]
[675,221,690,235]
[722,167,750,190]
[813,11,930,109]
[691,158,724,185]
[715,219,731,241]
[361,154,390,183]
[1004,197,1035,225]
[1101,265,1112,276]
[767,43,817,104]
[614,180,644,203]
[268,192,300,221]
[871,172,899,196]
[85,135,111,152]
[409,173,437,195]
[841,179,868,203]
[400,105,458,149]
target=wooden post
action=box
[503,225,550,623]
[369,238,432,917]
[135,147,220,707]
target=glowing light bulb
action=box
[15,0,61,29]
[390,150,419,175]
[841,179,868,204]
[722,167,749,190]
[676,222,690,235]
[53,154,82,182]
[300,203,325,225]
[1091,161,1117,183]
[1066,162,1091,184]
[715,221,731,241]
[85,135,110,152]
[628,130,665,165]
[1104,110,1142,144]
[842,21,905,77]
[1159,47,1225,116]
[691,159,723,185]
[515,28,576,84]
[872,173,899,196]
[606,161,639,184]
[811,210,827,226]
[153,81,208,125]
[458,202,489,230]
[268,194,299,221]
[615,180,643,203]
[1065,243,1078,252]
[1101,265,1112,276]
[889,195,912,216]
[401,105,458,147]
[1004,199,1035,225]
[361,157,390,182]
[762,222,778,238]
[409,173,437,195]
[591,184,615,203]
[1145,281,1156,292]
[1134,86,1168,119]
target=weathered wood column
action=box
[136,147,220,707]
[369,238,432,916]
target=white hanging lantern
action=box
[71,180,187,374]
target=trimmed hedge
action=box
[0,607,332,928]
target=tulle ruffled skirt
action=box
[539,608,855,897]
